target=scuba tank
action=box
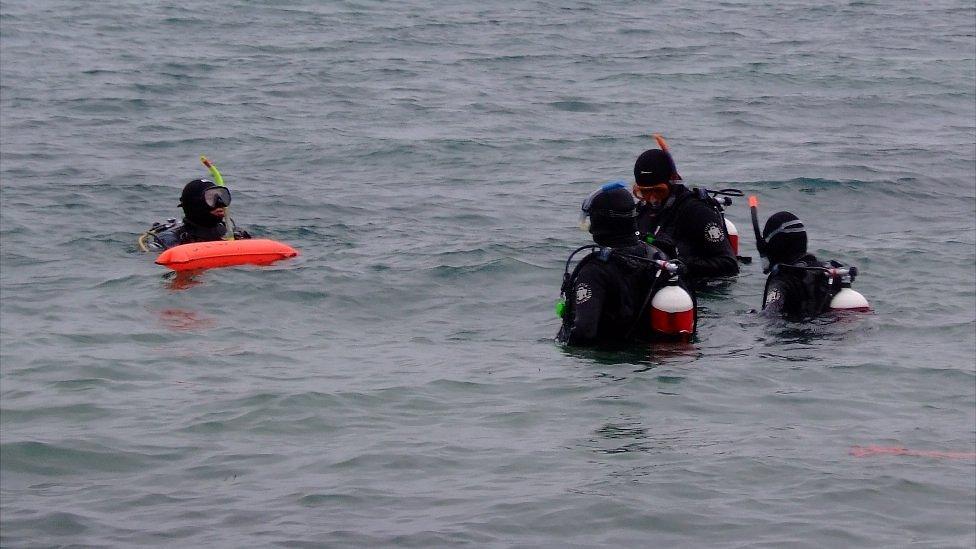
[649,259,696,339]
[725,218,739,256]
[831,288,870,310]
[825,265,870,311]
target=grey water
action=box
[1,1,974,546]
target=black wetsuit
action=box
[762,254,835,320]
[557,240,668,347]
[636,184,738,280]
[143,218,251,251]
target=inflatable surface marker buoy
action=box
[155,239,298,271]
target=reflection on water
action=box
[748,307,876,346]
[163,270,206,291]
[589,418,708,456]
[594,420,651,454]
[558,341,701,370]
[157,308,216,332]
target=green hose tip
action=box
[199,155,225,187]
[555,299,566,318]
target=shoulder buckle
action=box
[148,218,180,234]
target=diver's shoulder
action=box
[575,251,615,279]
[146,217,182,232]
[139,218,185,250]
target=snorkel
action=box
[653,133,670,155]
[200,155,224,187]
[749,195,771,273]
[200,155,233,241]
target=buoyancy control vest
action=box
[641,187,741,238]
[762,256,869,319]
[638,185,743,279]
[557,243,697,344]
[138,217,250,251]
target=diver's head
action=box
[579,182,638,246]
[180,179,231,228]
[763,211,807,266]
[633,148,681,206]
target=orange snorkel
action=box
[651,134,682,181]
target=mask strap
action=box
[764,220,804,242]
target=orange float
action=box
[155,239,298,271]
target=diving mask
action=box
[202,186,231,209]
[578,181,634,231]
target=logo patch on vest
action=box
[766,287,782,304]
[704,222,724,243]
[575,283,592,304]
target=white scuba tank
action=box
[651,285,695,337]
[725,218,739,256]
[829,287,870,311]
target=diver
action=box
[632,135,739,281]
[557,182,696,347]
[138,178,251,251]
[753,204,869,319]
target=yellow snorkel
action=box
[200,155,225,187]
[199,155,234,241]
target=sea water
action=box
[1,1,974,546]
